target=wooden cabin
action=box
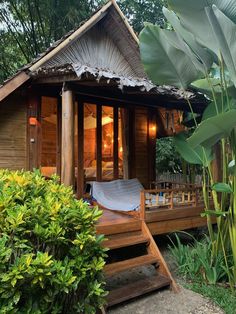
[0,0,210,306]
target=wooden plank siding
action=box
[135,107,149,187]
[0,94,27,170]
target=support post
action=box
[61,84,75,187]
[113,106,119,179]
[96,105,102,181]
[77,101,84,198]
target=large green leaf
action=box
[188,109,236,148]
[191,78,236,102]
[191,78,223,96]
[205,5,236,88]
[173,132,213,166]
[163,7,213,73]
[212,182,233,193]
[167,0,236,54]
[201,209,228,217]
[202,97,236,120]
[139,24,202,89]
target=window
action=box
[81,103,124,181]
[40,96,58,177]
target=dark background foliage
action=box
[156,137,182,173]
[0,0,166,83]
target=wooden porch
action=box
[97,203,208,236]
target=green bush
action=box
[0,169,107,313]
[169,233,227,285]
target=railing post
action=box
[170,191,174,209]
[140,190,146,220]
[194,188,198,207]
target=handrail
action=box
[139,185,208,219]
[142,186,202,194]
[150,180,201,189]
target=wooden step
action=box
[103,234,149,250]
[96,219,142,235]
[105,254,158,276]
[107,274,171,307]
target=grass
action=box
[184,282,236,314]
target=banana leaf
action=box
[139,24,202,89]
[212,182,233,193]
[167,0,236,54]
[205,5,236,88]
[191,78,223,97]
[202,97,236,120]
[173,132,213,166]
[191,77,236,104]
[163,7,214,73]
[188,109,236,148]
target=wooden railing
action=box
[149,180,198,189]
[140,185,208,220]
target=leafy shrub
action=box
[169,233,227,285]
[0,169,106,313]
[156,137,182,173]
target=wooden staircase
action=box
[97,212,178,309]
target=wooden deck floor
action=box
[96,205,210,236]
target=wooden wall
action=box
[0,94,27,170]
[134,107,149,188]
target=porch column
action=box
[61,84,75,187]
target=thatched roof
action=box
[0,0,208,108]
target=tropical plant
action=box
[169,233,226,285]
[0,169,106,313]
[140,0,236,290]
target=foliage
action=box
[140,23,204,89]
[0,169,106,313]
[169,234,236,313]
[0,0,166,84]
[119,0,167,33]
[173,132,213,166]
[140,0,236,290]
[0,0,106,83]
[0,30,25,83]
[156,137,182,173]
[169,234,227,285]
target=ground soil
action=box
[108,286,224,314]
